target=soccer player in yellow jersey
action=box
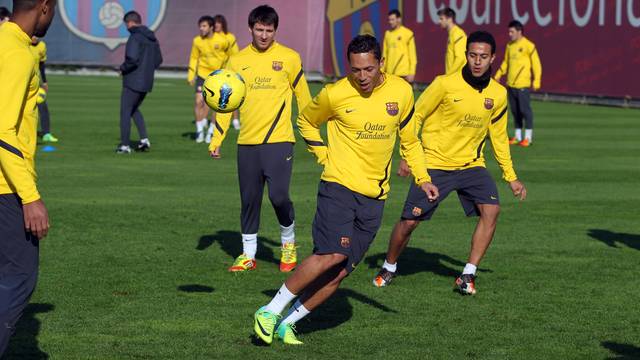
[373,31,527,296]
[30,36,57,142]
[0,0,55,354]
[252,35,439,345]
[188,15,238,143]
[209,5,311,273]
[494,20,542,147]
[438,7,467,75]
[382,9,416,83]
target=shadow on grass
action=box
[588,229,640,251]
[181,131,196,140]
[177,284,214,293]
[197,231,280,266]
[5,303,54,360]
[365,247,492,278]
[261,288,395,336]
[601,341,640,359]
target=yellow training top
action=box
[382,25,417,76]
[30,39,47,74]
[188,31,239,81]
[211,42,312,148]
[494,36,542,89]
[414,71,517,182]
[297,74,429,200]
[445,25,467,75]
[0,22,41,203]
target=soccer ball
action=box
[202,69,246,113]
[36,87,47,104]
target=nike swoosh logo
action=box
[256,319,271,337]
[242,66,250,71]
[490,196,497,200]
[346,109,355,113]
[454,98,463,102]
[286,156,293,161]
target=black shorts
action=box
[401,167,499,221]
[312,181,385,273]
[195,76,205,93]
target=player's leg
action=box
[229,145,265,271]
[262,143,296,272]
[374,170,453,287]
[117,87,136,153]
[519,88,534,146]
[231,110,240,130]
[507,87,523,144]
[38,101,57,142]
[194,77,208,143]
[130,92,150,151]
[0,195,39,354]
[454,167,501,295]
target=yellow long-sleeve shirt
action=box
[211,42,311,148]
[0,22,41,203]
[187,32,239,82]
[30,39,47,70]
[494,36,542,89]
[414,71,517,182]
[297,74,429,200]
[445,25,467,75]
[382,25,417,76]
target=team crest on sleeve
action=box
[386,102,399,116]
[272,61,283,71]
[484,98,494,110]
[58,0,167,50]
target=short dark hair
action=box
[388,9,401,18]
[467,31,496,54]
[213,14,228,33]
[437,7,456,21]
[248,5,279,30]
[347,35,381,62]
[198,15,214,27]
[0,6,11,19]
[12,0,38,11]
[508,20,524,32]
[123,11,142,24]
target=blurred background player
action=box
[30,35,58,142]
[375,31,527,295]
[187,14,239,143]
[253,35,438,345]
[209,5,311,273]
[116,11,163,154]
[438,7,466,75]
[494,20,542,147]
[0,0,55,354]
[382,9,416,83]
[0,6,10,24]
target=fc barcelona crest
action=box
[59,0,167,50]
[484,98,494,110]
[340,237,351,248]
[272,61,283,71]
[386,102,399,116]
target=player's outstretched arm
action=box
[297,87,332,165]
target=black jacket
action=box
[120,25,163,93]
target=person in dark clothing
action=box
[116,10,163,154]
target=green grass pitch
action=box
[6,75,639,359]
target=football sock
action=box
[242,233,257,259]
[196,119,207,133]
[515,129,522,141]
[265,284,296,314]
[382,260,397,272]
[207,122,214,135]
[280,222,295,245]
[525,129,533,141]
[462,263,477,275]
[282,299,310,325]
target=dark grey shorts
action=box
[401,167,499,221]
[312,181,385,273]
[195,76,205,93]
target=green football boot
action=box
[253,306,280,345]
[275,322,303,345]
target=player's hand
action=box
[404,74,415,83]
[23,199,49,240]
[189,79,195,86]
[396,159,411,177]
[533,84,540,91]
[210,147,221,159]
[509,180,527,200]
[41,83,48,92]
[419,182,439,202]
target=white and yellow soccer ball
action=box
[36,87,47,104]
[202,69,246,113]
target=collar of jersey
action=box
[249,41,278,54]
[347,73,387,97]
[3,22,31,45]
